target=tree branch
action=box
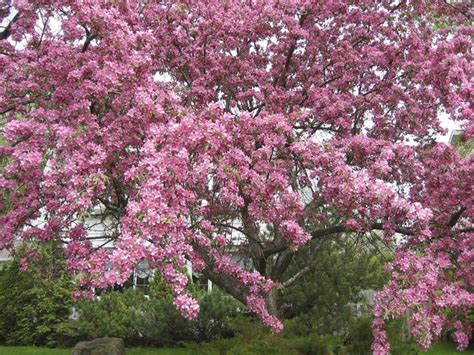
[192,241,248,304]
[448,206,466,227]
[81,25,98,53]
[370,223,414,236]
[271,249,294,280]
[0,12,20,41]
[0,93,52,116]
[264,222,416,258]
[282,263,311,288]
[273,11,310,87]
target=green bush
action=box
[387,318,419,355]
[52,319,83,347]
[227,339,297,355]
[75,275,242,346]
[186,337,290,355]
[279,236,389,338]
[226,314,270,341]
[288,334,336,355]
[0,243,72,346]
[188,314,345,355]
[189,287,240,342]
[344,317,373,355]
[136,287,192,346]
[344,316,419,355]
[75,287,145,343]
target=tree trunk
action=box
[265,287,279,316]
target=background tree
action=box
[0,241,72,346]
[279,233,388,336]
[0,1,472,353]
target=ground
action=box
[0,342,472,355]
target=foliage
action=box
[186,315,334,355]
[386,318,423,355]
[51,319,83,348]
[425,342,474,355]
[75,275,241,346]
[344,317,374,355]
[75,287,145,342]
[186,283,240,341]
[451,132,474,157]
[0,243,72,346]
[279,235,389,336]
[1,1,473,353]
[0,336,473,355]
[137,288,192,346]
[344,316,431,355]
[220,315,345,354]
[1,342,474,355]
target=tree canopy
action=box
[0,1,472,353]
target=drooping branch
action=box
[0,94,52,116]
[370,223,415,236]
[241,197,266,274]
[192,242,248,304]
[263,222,414,259]
[279,208,468,288]
[280,232,338,288]
[201,268,248,305]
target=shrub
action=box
[279,237,389,337]
[344,316,419,355]
[76,287,145,343]
[52,319,84,347]
[288,334,336,355]
[199,315,344,355]
[0,243,72,346]
[189,287,240,342]
[387,318,419,355]
[75,275,242,346]
[136,290,192,346]
[344,317,374,355]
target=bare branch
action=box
[282,263,311,288]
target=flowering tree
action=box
[1,1,472,353]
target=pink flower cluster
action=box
[174,294,200,320]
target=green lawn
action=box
[0,342,472,354]
[424,342,474,355]
[0,347,70,355]
[0,346,191,355]
[127,348,193,355]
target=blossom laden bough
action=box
[0,1,473,353]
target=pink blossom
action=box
[174,294,200,319]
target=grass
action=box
[0,347,71,355]
[127,348,194,355]
[0,342,472,354]
[0,346,193,355]
[424,342,474,355]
